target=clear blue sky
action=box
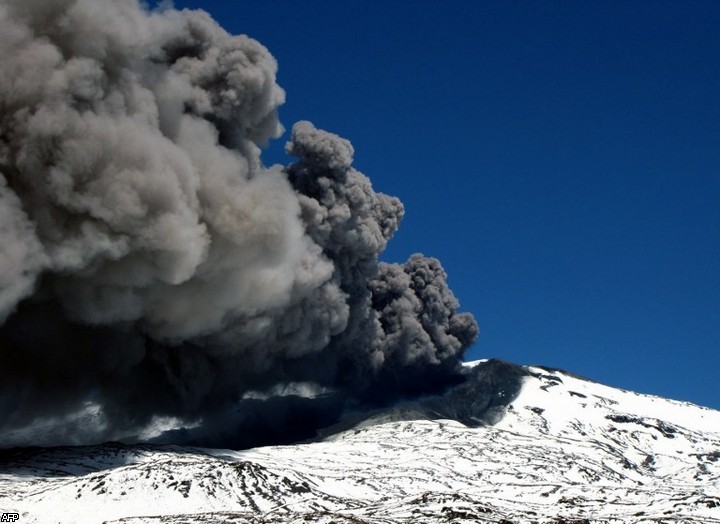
[163,1,720,410]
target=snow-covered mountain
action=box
[2,360,719,523]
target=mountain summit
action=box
[1,360,719,523]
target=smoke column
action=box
[0,0,478,448]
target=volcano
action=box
[1,359,718,523]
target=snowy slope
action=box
[1,360,719,523]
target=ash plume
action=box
[0,0,477,448]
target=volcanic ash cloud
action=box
[0,0,478,447]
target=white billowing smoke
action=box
[0,0,477,447]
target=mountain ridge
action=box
[2,360,719,523]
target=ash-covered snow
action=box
[2,360,719,523]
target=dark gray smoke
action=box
[0,0,478,448]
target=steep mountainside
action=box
[1,360,719,523]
